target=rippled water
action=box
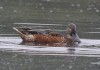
[0,37,100,70]
[0,23,100,70]
[0,0,100,70]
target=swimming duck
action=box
[13,23,81,46]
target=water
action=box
[0,23,100,70]
[0,38,100,70]
[0,0,100,70]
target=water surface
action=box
[0,0,100,70]
[0,37,100,70]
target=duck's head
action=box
[66,23,81,43]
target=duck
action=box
[13,23,81,46]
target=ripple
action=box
[80,39,100,46]
[0,25,6,27]
[0,34,18,36]
[0,37,100,57]
[14,23,62,26]
[90,28,100,29]
[91,61,100,65]
[84,32,100,34]
[33,29,66,32]
[1,45,100,57]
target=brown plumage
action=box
[13,23,81,46]
[13,27,65,43]
[34,34,64,43]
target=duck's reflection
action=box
[20,41,79,47]
[20,41,65,47]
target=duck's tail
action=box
[13,27,25,36]
[13,27,36,42]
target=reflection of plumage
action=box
[13,23,81,46]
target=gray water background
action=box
[0,0,100,70]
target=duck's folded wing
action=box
[13,27,42,34]
[45,30,63,37]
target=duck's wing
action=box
[27,30,42,34]
[13,27,42,35]
[45,30,63,37]
[49,33,63,37]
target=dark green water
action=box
[0,0,100,70]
